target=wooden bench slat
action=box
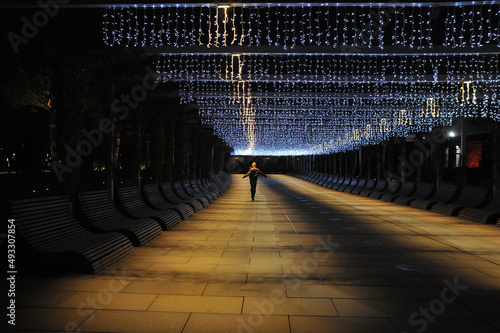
[457,192,500,224]
[380,182,416,202]
[117,187,182,231]
[10,196,133,274]
[410,184,458,210]
[78,190,163,246]
[143,184,195,220]
[431,186,490,216]
[347,178,367,194]
[393,183,435,206]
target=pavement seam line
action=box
[280,206,325,285]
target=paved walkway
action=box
[6,175,500,333]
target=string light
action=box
[103,3,500,156]
[103,4,500,49]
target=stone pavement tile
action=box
[163,250,199,256]
[178,240,230,247]
[370,259,439,268]
[170,272,248,283]
[247,273,323,284]
[418,300,482,320]
[333,298,423,317]
[392,276,444,287]
[390,317,500,333]
[207,235,255,241]
[336,253,396,260]
[227,241,279,248]
[146,263,217,273]
[477,268,500,278]
[223,250,281,258]
[462,301,500,330]
[131,248,169,256]
[204,283,285,297]
[183,313,290,333]
[121,281,207,295]
[250,257,308,266]
[243,295,338,316]
[322,276,397,286]
[104,261,154,271]
[279,240,308,247]
[165,242,202,250]
[78,310,189,333]
[366,286,446,300]
[289,316,397,333]
[192,249,225,257]
[57,292,155,312]
[348,266,422,277]
[280,250,313,259]
[188,257,250,265]
[125,255,191,263]
[286,284,371,298]
[479,255,500,265]
[108,270,176,282]
[16,290,74,307]
[254,234,280,241]
[418,267,490,277]
[148,295,243,314]
[1,307,92,332]
[214,264,283,274]
[35,275,132,292]
[312,266,353,276]
[146,238,181,246]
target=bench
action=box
[359,180,387,197]
[327,176,343,189]
[191,179,219,201]
[381,182,415,202]
[117,187,182,230]
[337,177,358,192]
[457,192,500,224]
[197,177,221,198]
[431,186,490,216]
[173,181,209,208]
[393,182,435,206]
[161,182,203,212]
[323,175,339,188]
[318,174,334,187]
[143,184,195,220]
[314,173,329,185]
[301,171,314,182]
[299,171,313,181]
[332,177,352,191]
[203,174,229,195]
[352,179,376,195]
[410,184,458,210]
[215,172,231,191]
[183,180,213,204]
[78,190,162,246]
[369,180,398,199]
[346,178,366,193]
[196,178,221,198]
[309,172,323,183]
[10,196,133,274]
[294,171,308,180]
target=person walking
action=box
[242,162,267,201]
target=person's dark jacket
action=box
[242,167,267,181]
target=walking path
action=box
[7,175,500,333]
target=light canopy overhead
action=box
[103,2,500,155]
